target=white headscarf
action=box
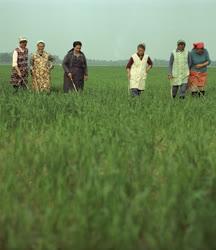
[37,40,45,46]
[19,36,28,42]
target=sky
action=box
[0,0,216,60]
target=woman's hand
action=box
[84,75,88,81]
[49,65,54,71]
[168,74,174,80]
[195,62,208,69]
[68,73,72,79]
[195,64,204,69]
[15,67,22,77]
[146,66,152,73]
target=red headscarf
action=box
[193,42,204,49]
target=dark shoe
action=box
[131,88,140,97]
[192,91,198,97]
[199,91,205,97]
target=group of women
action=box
[126,40,211,97]
[10,37,211,98]
[10,37,88,93]
[11,37,54,93]
[168,40,211,99]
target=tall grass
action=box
[0,65,216,250]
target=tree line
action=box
[0,53,62,65]
[1,52,216,67]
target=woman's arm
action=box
[188,52,192,69]
[195,61,209,68]
[83,55,88,78]
[206,50,211,66]
[62,53,70,74]
[126,57,133,80]
[30,54,34,75]
[168,53,174,79]
[146,57,153,72]
[12,50,21,77]
[195,50,211,68]
[48,55,54,70]
[126,68,131,80]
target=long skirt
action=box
[10,68,28,87]
[188,71,208,91]
[63,68,85,93]
[32,68,51,92]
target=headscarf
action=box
[177,40,186,45]
[19,36,28,43]
[37,40,45,46]
[193,42,204,49]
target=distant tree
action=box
[51,55,62,64]
[0,53,12,64]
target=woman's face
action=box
[196,48,204,55]
[37,43,45,52]
[20,41,27,49]
[137,47,145,57]
[74,45,81,53]
[177,43,185,51]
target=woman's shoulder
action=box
[44,51,50,57]
[81,52,86,58]
[132,53,138,60]
[203,48,209,54]
[190,49,197,56]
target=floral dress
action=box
[30,51,54,92]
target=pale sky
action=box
[0,0,216,60]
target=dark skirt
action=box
[63,68,85,93]
[10,68,28,87]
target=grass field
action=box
[0,65,216,250]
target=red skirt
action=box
[189,71,208,88]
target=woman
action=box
[30,41,54,93]
[62,41,88,93]
[189,42,211,97]
[11,37,29,91]
[168,40,191,99]
[126,43,153,96]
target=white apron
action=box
[130,53,148,90]
[171,49,189,86]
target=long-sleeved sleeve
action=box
[168,53,174,75]
[206,50,211,66]
[30,54,34,71]
[48,54,54,70]
[188,52,192,69]
[83,55,88,76]
[147,57,153,67]
[12,50,18,67]
[126,57,134,69]
[62,53,70,74]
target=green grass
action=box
[0,65,216,250]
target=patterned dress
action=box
[11,48,28,86]
[30,51,53,92]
